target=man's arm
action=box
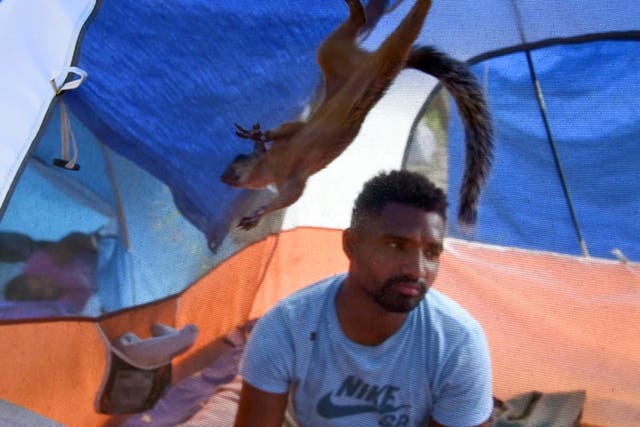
[429,317,493,427]
[233,381,288,427]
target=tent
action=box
[1,0,639,425]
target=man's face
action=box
[344,202,445,313]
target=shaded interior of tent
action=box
[1,1,639,426]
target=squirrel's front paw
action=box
[237,207,266,230]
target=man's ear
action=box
[342,228,357,260]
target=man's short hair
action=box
[351,170,448,228]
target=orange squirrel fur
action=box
[221,0,492,229]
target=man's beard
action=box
[370,275,428,313]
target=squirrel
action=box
[221,0,492,229]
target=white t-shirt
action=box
[240,274,493,427]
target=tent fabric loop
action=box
[49,67,88,94]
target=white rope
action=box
[50,67,88,170]
[58,97,79,169]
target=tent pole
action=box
[521,50,589,257]
[99,142,131,251]
[511,2,590,257]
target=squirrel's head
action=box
[220,151,273,189]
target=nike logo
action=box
[316,392,410,419]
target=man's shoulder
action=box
[423,289,484,334]
[270,273,344,318]
[252,274,343,348]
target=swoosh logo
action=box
[316,392,411,419]
[317,393,378,418]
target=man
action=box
[3,232,98,313]
[235,170,493,427]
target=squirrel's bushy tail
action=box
[407,46,493,225]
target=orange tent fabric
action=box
[1,229,638,426]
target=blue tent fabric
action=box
[62,0,640,262]
[0,106,216,313]
[66,0,353,247]
[0,398,65,427]
[446,40,640,260]
[4,0,638,316]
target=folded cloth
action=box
[492,390,586,427]
[121,323,251,427]
[112,323,198,370]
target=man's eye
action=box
[424,248,442,259]
[387,240,401,250]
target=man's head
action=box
[350,170,447,229]
[343,170,448,313]
[4,274,62,301]
[48,232,98,265]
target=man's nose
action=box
[401,251,436,278]
[402,251,426,278]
